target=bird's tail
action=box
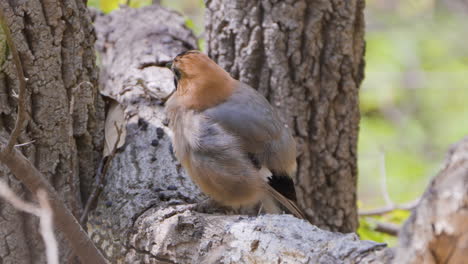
[266,185,305,219]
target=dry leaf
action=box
[103,99,126,157]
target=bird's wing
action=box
[203,82,300,204]
[203,82,283,152]
[187,114,264,206]
[192,110,304,218]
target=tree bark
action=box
[204,0,365,233]
[126,205,390,264]
[0,1,103,263]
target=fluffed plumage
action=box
[165,50,304,219]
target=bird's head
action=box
[166,50,235,110]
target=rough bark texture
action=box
[126,205,390,264]
[0,1,103,263]
[90,5,392,264]
[394,136,468,264]
[204,0,365,233]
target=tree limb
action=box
[375,222,400,236]
[359,199,419,216]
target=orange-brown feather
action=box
[173,51,236,111]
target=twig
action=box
[359,149,419,217]
[80,122,123,225]
[379,150,393,207]
[15,140,36,147]
[0,139,108,263]
[0,180,40,216]
[37,190,59,264]
[0,181,58,264]
[359,199,420,216]
[0,7,28,154]
[374,222,400,236]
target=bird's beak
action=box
[166,62,173,70]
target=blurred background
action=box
[87,0,468,245]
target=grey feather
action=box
[203,82,296,173]
[203,82,282,149]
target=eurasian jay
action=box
[165,50,304,219]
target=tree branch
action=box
[375,222,400,236]
[37,190,59,264]
[359,199,419,216]
[0,6,28,154]
[358,150,419,217]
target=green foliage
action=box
[88,0,205,49]
[359,3,468,243]
[358,209,410,246]
[162,0,205,38]
[358,218,395,245]
[87,0,152,13]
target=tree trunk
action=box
[204,0,365,233]
[0,1,103,262]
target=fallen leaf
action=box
[103,99,126,157]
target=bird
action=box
[164,50,304,219]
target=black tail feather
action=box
[268,172,297,202]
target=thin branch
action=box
[37,190,59,264]
[80,122,123,225]
[0,180,40,216]
[359,149,419,217]
[359,199,420,216]
[15,140,36,147]
[0,138,108,264]
[374,222,400,236]
[379,150,393,207]
[0,181,58,264]
[0,7,28,154]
